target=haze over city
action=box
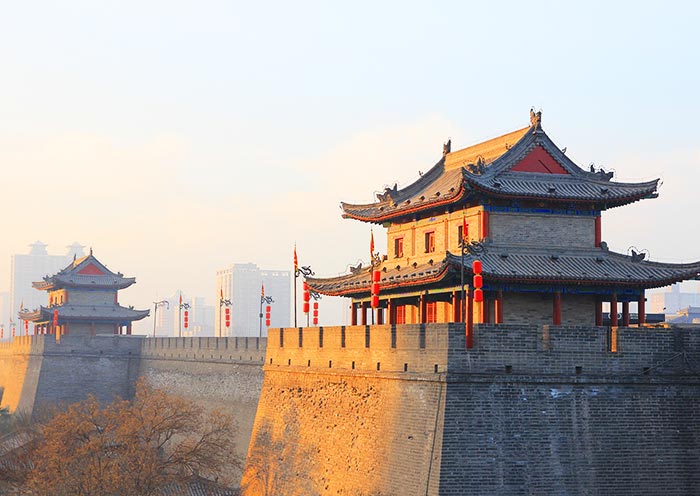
[1,1,698,332]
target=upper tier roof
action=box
[307,245,700,298]
[32,251,136,291]
[341,112,659,223]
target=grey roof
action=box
[20,304,149,323]
[307,259,450,297]
[341,118,659,223]
[445,246,700,289]
[307,246,700,297]
[33,253,136,290]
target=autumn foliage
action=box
[0,380,239,495]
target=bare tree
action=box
[1,379,240,496]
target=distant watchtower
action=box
[19,251,149,337]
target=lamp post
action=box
[152,300,169,337]
[219,295,232,337]
[178,300,190,338]
[294,265,314,327]
[259,294,274,338]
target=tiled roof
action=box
[307,259,451,297]
[446,246,700,289]
[20,304,149,323]
[32,253,136,290]
[307,246,700,297]
[341,116,659,222]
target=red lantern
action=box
[53,309,59,326]
[24,320,29,335]
[373,270,381,282]
[12,325,15,338]
[371,295,379,308]
[371,282,380,295]
[265,305,271,327]
[183,310,189,329]
[473,274,483,289]
[225,307,231,328]
[473,288,484,303]
[472,260,482,274]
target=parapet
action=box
[141,336,267,364]
[265,323,700,378]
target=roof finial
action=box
[90,247,93,256]
[530,108,542,130]
[443,139,451,156]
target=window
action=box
[394,237,404,258]
[425,231,435,253]
[396,305,406,324]
[426,302,437,323]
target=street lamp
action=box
[152,300,169,338]
[219,293,232,337]
[294,265,314,327]
[178,299,190,338]
[259,293,274,338]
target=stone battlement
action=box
[141,336,267,364]
[265,323,700,377]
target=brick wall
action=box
[243,323,700,495]
[489,211,595,247]
[139,336,266,486]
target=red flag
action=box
[261,283,265,297]
[370,230,375,257]
[462,217,469,241]
[179,292,182,305]
[220,287,223,299]
[294,245,298,272]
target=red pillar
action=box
[377,308,384,325]
[610,294,618,327]
[595,299,603,326]
[361,302,367,326]
[494,290,504,324]
[387,300,393,325]
[481,209,490,239]
[622,301,630,327]
[351,303,357,325]
[553,292,562,325]
[127,323,132,335]
[419,295,426,324]
[466,289,474,348]
[451,291,459,323]
[482,297,491,324]
[594,215,602,248]
[638,292,646,326]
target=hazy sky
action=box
[1,1,699,332]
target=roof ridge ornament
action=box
[376,183,398,202]
[530,108,542,131]
[443,139,451,156]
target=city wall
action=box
[138,336,266,483]
[2,325,700,495]
[242,323,700,496]
[0,335,266,486]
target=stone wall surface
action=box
[139,336,267,484]
[242,323,700,496]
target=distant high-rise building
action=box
[649,283,700,314]
[10,241,84,326]
[215,263,291,337]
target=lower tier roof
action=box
[19,304,150,323]
[307,245,700,297]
